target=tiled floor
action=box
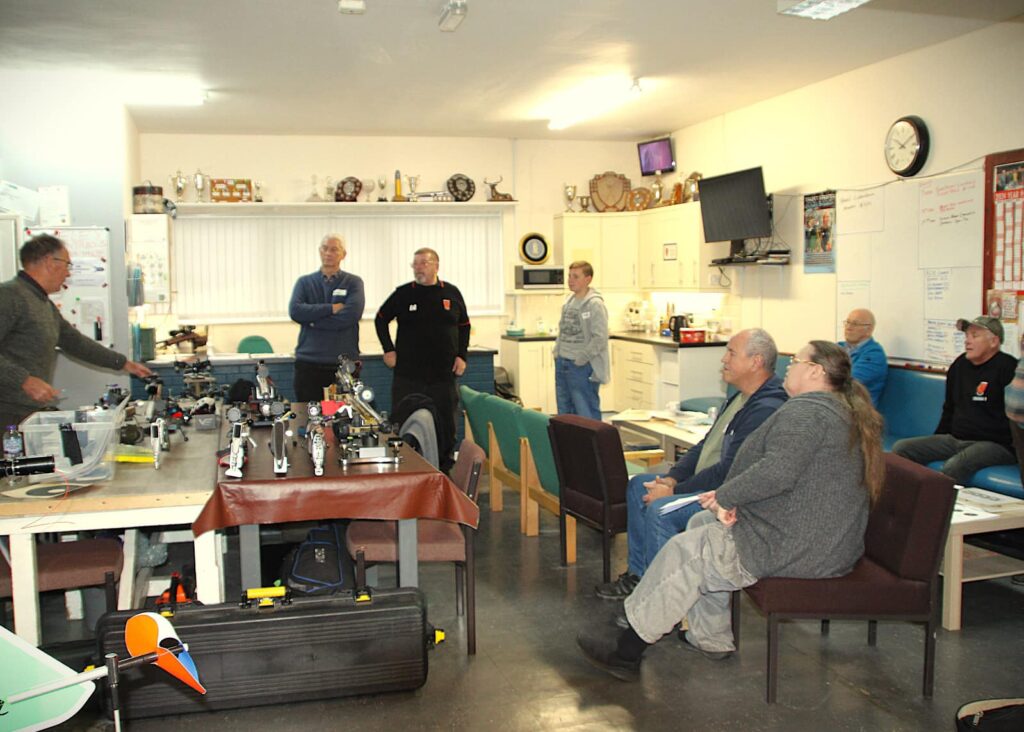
[34,477,1024,730]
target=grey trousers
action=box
[623,511,757,653]
[891,433,1016,484]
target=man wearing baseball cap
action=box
[892,315,1017,482]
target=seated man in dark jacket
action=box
[597,328,787,600]
[893,316,1016,483]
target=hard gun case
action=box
[95,588,431,719]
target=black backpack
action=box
[281,523,351,595]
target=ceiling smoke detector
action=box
[338,0,366,14]
[439,0,467,32]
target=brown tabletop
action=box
[191,420,479,536]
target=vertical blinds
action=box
[172,211,504,321]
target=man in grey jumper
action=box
[577,341,875,680]
[552,260,609,420]
[0,234,153,428]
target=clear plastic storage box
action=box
[20,398,127,483]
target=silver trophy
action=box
[377,175,387,202]
[306,175,322,202]
[362,179,376,202]
[563,183,577,213]
[406,174,420,202]
[324,176,335,202]
[170,170,188,202]
[193,169,207,202]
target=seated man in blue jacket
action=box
[596,328,788,600]
[840,308,887,405]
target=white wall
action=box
[0,70,135,407]
[670,19,1024,354]
[137,133,636,352]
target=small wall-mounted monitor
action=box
[637,137,676,177]
[698,167,772,256]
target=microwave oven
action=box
[515,265,564,289]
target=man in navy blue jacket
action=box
[839,308,887,406]
[288,234,365,401]
[597,328,788,600]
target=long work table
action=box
[1,407,479,646]
[0,429,223,647]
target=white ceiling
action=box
[2,0,1023,140]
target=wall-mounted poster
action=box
[804,190,836,274]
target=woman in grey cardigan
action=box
[577,340,885,681]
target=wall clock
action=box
[519,232,549,264]
[884,115,930,177]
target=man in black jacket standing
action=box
[893,315,1017,482]
[375,247,470,471]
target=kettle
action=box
[668,314,690,340]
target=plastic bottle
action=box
[3,425,25,460]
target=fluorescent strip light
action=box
[439,0,467,31]
[544,75,642,131]
[778,0,872,20]
[122,76,207,106]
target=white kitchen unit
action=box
[637,204,731,291]
[611,339,658,411]
[554,212,638,290]
[499,335,557,413]
[677,344,728,401]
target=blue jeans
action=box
[555,357,601,420]
[626,473,705,577]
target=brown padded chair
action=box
[346,439,485,654]
[547,415,630,584]
[733,453,956,703]
[1,537,123,627]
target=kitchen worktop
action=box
[500,332,727,348]
[609,332,728,349]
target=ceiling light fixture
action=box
[439,0,468,32]
[777,0,872,20]
[122,76,207,107]
[338,0,366,14]
[543,75,641,131]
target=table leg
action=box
[397,519,419,587]
[10,533,41,646]
[119,529,138,610]
[194,530,225,605]
[239,524,262,591]
[942,533,965,631]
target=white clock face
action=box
[885,120,921,173]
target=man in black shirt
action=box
[893,315,1017,482]
[375,247,470,471]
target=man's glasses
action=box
[843,320,870,327]
[50,255,72,268]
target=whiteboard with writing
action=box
[835,169,983,365]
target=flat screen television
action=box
[698,167,772,256]
[637,137,676,176]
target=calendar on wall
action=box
[984,147,1024,357]
[23,225,114,348]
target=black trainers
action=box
[595,572,640,600]
[576,629,641,682]
[677,629,734,661]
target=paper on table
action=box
[658,493,704,516]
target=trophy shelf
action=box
[174,201,516,218]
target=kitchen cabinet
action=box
[554,213,638,290]
[612,340,658,411]
[637,203,730,290]
[499,337,557,413]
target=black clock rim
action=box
[887,115,930,177]
[519,232,549,264]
